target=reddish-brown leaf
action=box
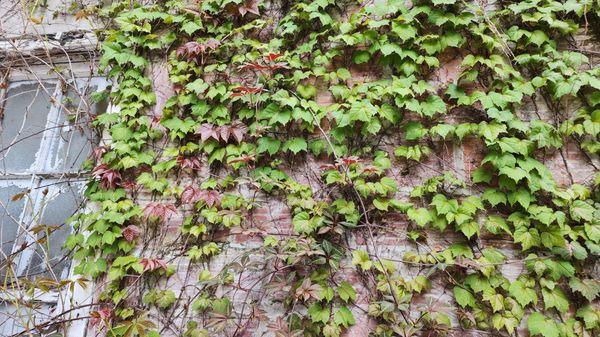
[231,85,262,97]
[143,202,178,221]
[90,307,112,327]
[11,191,28,201]
[200,190,221,208]
[265,53,282,62]
[239,62,270,72]
[294,278,322,301]
[122,225,141,243]
[228,154,255,165]
[92,146,108,163]
[177,156,203,170]
[341,156,361,165]
[139,258,168,272]
[230,120,248,143]
[219,125,232,142]
[361,165,380,174]
[92,164,121,189]
[176,40,221,62]
[122,180,138,192]
[197,123,219,142]
[238,0,260,16]
[181,185,202,204]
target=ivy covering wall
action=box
[70,1,600,336]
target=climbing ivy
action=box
[69,1,600,337]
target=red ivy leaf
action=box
[92,146,108,163]
[295,278,322,301]
[265,53,282,62]
[92,164,121,189]
[181,186,221,207]
[204,38,221,50]
[90,307,112,327]
[239,62,269,72]
[150,115,166,130]
[201,190,221,208]
[197,121,247,143]
[122,225,141,243]
[143,202,178,221]
[238,0,260,16]
[181,185,202,204]
[361,165,380,174]
[122,180,138,192]
[219,125,232,142]
[176,39,221,62]
[139,258,168,272]
[198,123,219,142]
[341,156,361,166]
[230,120,248,143]
[228,154,255,166]
[231,85,262,97]
[177,156,203,170]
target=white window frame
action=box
[0,65,108,337]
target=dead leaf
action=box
[238,0,261,16]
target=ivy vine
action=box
[69,1,600,337]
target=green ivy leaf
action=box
[499,166,528,183]
[458,221,479,239]
[482,292,504,312]
[528,313,559,337]
[297,84,317,99]
[568,278,600,302]
[508,188,535,209]
[484,215,510,235]
[497,137,530,156]
[508,280,537,307]
[472,167,492,183]
[283,138,308,154]
[333,307,355,327]
[337,281,356,303]
[351,250,372,271]
[407,207,433,227]
[156,290,177,309]
[542,287,569,313]
[482,188,507,207]
[186,78,209,95]
[352,50,371,64]
[336,68,351,81]
[528,30,549,46]
[576,305,600,329]
[391,23,417,41]
[181,21,202,35]
[257,137,281,155]
[514,226,541,250]
[453,286,475,308]
[570,200,595,222]
[308,303,330,324]
[420,95,446,117]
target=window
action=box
[0,69,107,336]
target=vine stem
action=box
[294,91,414,326]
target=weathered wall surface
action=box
[4,1,599,337]
[0,0,104,68]
[114,44,600,337]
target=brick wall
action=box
[95,39,600,337]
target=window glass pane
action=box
[0,185,27,259]
[25,183,83,278]
[0,301,57,336]
[50,79,107,172]
[0,82,56,173]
